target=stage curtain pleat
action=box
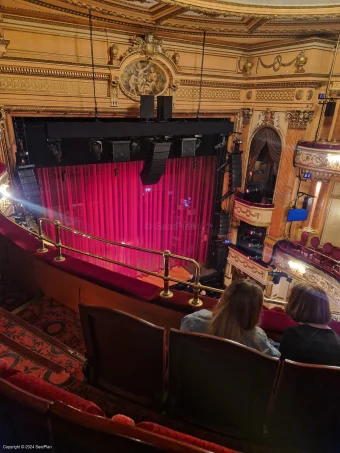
[36,156,216,277]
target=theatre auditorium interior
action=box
[2,0,340,452]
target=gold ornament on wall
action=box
[295,89,304,100]
[295,51,308,73]
[121,33,179,65]
[242,108,253,126]
[256,50,307,74]
[238,58,254,77]
[306,89,313,101]
[110,75,119,107]
[246,90,253,100]
[108,44,119,66]
[285,110,314,130]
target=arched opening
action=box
[245,127,282,204]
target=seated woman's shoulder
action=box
[180,309,212,334]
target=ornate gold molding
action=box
[228,246,269,286]
[285,110,314,130]
[273,250,340,309]
[255,89,295,101]
[233,198,274,228]
[255,108,280,128]
[0,65,109,80]
[177,86,240,100]
[0,76,108,96]
[294,143,340,179]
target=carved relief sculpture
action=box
[256,108,279,128]
[285,110,314,130]
[120,60,167,100]
[109,44,119,66]
[242,108,253,126]
[121,33,179,65]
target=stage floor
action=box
[138,266,192,288]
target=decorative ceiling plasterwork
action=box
[14,0,340,39]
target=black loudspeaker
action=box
[181,138,196,157]
[230,153,242,189]
[325,101,336,117]
[157,96,173,121]
[111,141,130,162]
[211,240,228,272]
[140,141,171,185]
[140,96,155,119]
[214,212,230,237]
[16,165,41,214]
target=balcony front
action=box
[227,244,270,287]
[233,192,274,228]
[272,240,340,312]
[294,141,340,181]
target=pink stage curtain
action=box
[36,157,216,277]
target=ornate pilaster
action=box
[285,110,314,130]
[0,15,9,58]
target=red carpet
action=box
[15,296,86,354]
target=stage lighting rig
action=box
[89,139,103,161]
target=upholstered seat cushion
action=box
[5,371,104,416]
[261,308,298,333]
[137,422,240,453]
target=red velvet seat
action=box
[5,371,104,416]
[167,329,279,441]
[137,422,241,453]
[266,360,340,451]
[79,304,166,407]
[50,401,238,453]
[323,247,340,273]
[305,236,320,260]
[291,231,309,254]
[0,375,53,445]
[312,241,333,264]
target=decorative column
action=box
[240,108,253,192]
[268,110,314,239]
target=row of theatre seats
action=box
[0,364,238,453]
[78,304,340,452]
[291,234,340,273]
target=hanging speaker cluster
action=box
[229,152,242,190]
[140,95,173,120]
[140,140,171,185]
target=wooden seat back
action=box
[168,329,279,440]
[267,359,340,451]
[79,304,166,406]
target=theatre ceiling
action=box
[2,0,340,47]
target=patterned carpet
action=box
[15,296,86,354]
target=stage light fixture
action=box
[47,139,62,164]
[89,139,103,161]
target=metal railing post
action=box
[160,250,173,299]
[54,220,65,262]
[37,218,48,253]
[189,262,203,307]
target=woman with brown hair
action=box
[280,282,340,366]
[180,279,280,357]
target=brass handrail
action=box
[4,213,340,315]
[37,217,202,306]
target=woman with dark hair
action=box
[280,283,340,366]
[180,279,280,357]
